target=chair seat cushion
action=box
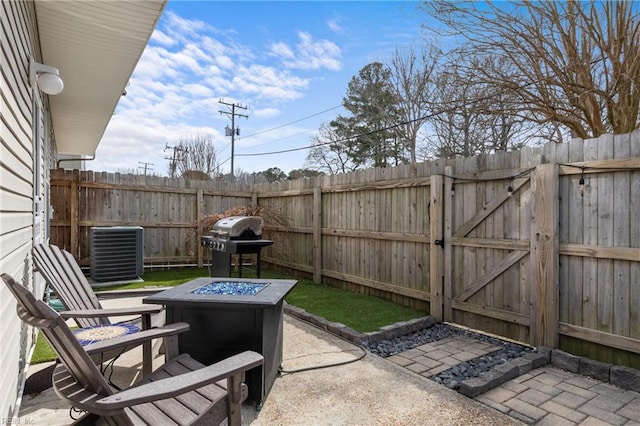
[74,323,140,345]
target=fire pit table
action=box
[143,277,297,406]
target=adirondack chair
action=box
[2,273,263,426]
[32,243,163,376]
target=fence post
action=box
[196,189,203,268]
[530,163,559,348]
[313,184,322,283]
[70,169,79,258]
[430,174,444,321]
[443,166,454,322]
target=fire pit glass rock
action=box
[192,281,268,296]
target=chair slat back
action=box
[2,273,112,396]
[33,243,107,328]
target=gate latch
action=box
[434,239,445,248]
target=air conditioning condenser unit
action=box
[90,226,143,282]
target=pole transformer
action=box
[219,99,248,177]
[164,144,188,178]
[137,161,153,176]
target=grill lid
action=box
[211,216,263,239]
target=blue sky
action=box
[94,1,429,176]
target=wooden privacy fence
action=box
[49,170,254,265]
[50,133,640,366]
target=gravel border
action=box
[283,304,549,396]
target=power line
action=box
[216,105,342,163]
[235,88,523,158]
[236,114,430,157]
[236,127,320,154]
[239,105,342,139]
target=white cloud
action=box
[271,32,342,71]
[217,55,234,70]
[269,42,294,59]
[327,18,344,33]
[253,107,280,118]
[182,83,213,98]
[164,11,210,39]
[232,64,308,101]
[150,29,176,46]
[170,51,203,74]
[200,37,230,57]
[133,47,179,80]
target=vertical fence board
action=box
[443,167,454,322]
[530,163,559,348]
[566,144,584,332]
[430,174,444,320]
[196,189,203,267]
[487,154,501,336]
[505,151,523,340]
[630,134,640,345]
[70,170,78,257]
[582,138,600,359]
[313,185,322,283]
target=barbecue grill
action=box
[201,216,273,277]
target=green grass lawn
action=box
[96,267,211,290]
[32,266,424,364]
[95,267,424,332]
[31,332,57,364]
[284,279,422,332]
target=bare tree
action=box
[428,63,482,158]
[388,44,441,165]
[170,133,221,179]
[427,54,539,158]
[305,123,362,174]
[423,1,640,138]
[232,170,257,185]
[116,167,139,175]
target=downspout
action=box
[56,155,95,169]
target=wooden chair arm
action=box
[59,305,163,319]
[94,351,264,410]
[83,322,189,356]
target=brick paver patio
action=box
[388,336,639,425]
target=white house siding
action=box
[1,0,52,419]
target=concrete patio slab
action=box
[18,296,519,425]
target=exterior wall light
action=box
[30,59,64,95]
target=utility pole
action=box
[138,161,153,176]
[164,144,189,178]
[219,99,248,177]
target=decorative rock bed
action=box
[284,304,543,395]
[364,322,541,393]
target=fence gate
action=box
[431,164,559,348]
